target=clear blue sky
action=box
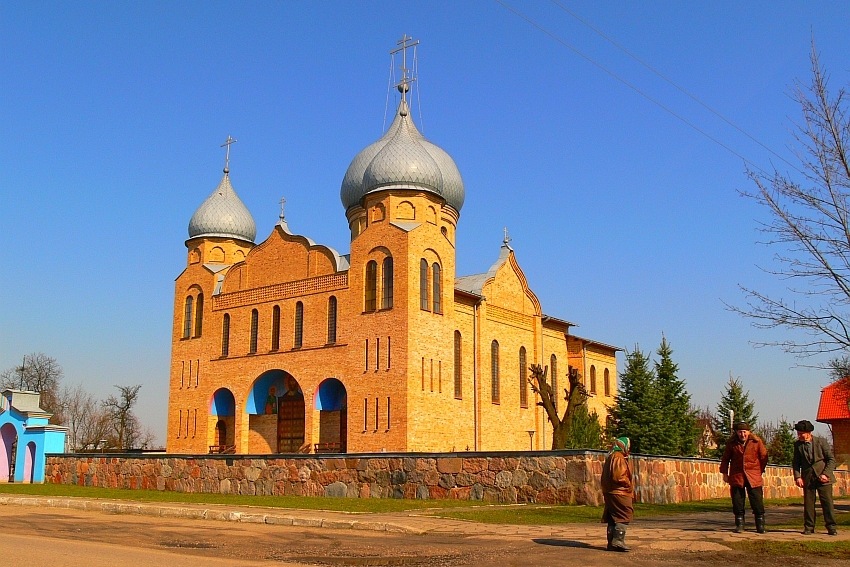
[2,1,848,445]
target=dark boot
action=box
[755,515,765,534]
[734,515,744,533]
[609,523,629,552]
[606,523,614,549]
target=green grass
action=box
[0,484,815,526]
[728,539,850,558]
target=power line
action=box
[493,0,792,177]
[550,0,801,173]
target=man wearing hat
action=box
[720,422,768,533]
[792,419,838,535]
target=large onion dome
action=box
[188,169,257,243]
[340,99,465,213]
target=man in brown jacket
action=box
[719,422,768,533]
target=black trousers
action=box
[731,482,764,517]
[802,479,836,529]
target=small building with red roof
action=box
[817,380,850,468]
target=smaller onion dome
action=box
[188,170,257,243]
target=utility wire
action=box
[550,0,801,174]
[493,0,784,177]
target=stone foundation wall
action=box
[45,451,850,505]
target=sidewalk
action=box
[1,495,846,553]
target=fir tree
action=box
[713,376,759,457]
[608,347,661,455]
[564,405,604,450]
[654,337,699,456]
[766,419,795,465]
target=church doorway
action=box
[315,378,347,453]
[23,441,36,483]
[215,420,227,447]
[209,388,235,453]
[277,376,305,453]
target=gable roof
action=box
[816,381,850,422]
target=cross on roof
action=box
[221,135,237,173]
[390,34,419,101]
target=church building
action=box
[166,39,618,455]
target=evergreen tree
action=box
[654,337,699,456]
[766,419,795,465]
[564,405,604,450]
[608,347,662,455]
[713,376,759,457]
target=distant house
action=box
[0,389,67,483]
[816,381,850,468]
[695,417,718,457]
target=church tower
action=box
[339,36,466,450]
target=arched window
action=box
[183,296,193,339]
[454,331,462,399]
[249,309,258,354]
[382,257,393,309]
[604,368,611,397]
[550,355,558,410]
[271,305,281,351]
[194,293,204,338]
[491,340,500,403]
[327,296,337,344]
[419,259,429,310]
[590,365,597,394]
[432,263,442,314]
[364,261,377,312]
[294,301,304,348]
[221,314,230,357]
[519,346,528,408]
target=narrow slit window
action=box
[432,263,442,314]
[491,340,500,403]
[294,301,303,348]
[183,296,193,338]
[382,258,393,309]
[454,331,462,399]
[249,309,259,353]
[327,296,337,344]
[419,259,429,310]
[194,293,204,337]
[519,346,528,408]
[271,305,281,351]
[221,314,231,357]
[365,261,377,312]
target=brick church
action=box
[166,39,618,455]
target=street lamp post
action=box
[526,430,535,451]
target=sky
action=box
[2,1,849,445]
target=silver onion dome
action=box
[340,99,465,213]
[188,170,257,243]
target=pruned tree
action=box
[528,363,591,449]
[103,384,142,450]
[731,46,850,367]
[0,352,64,423]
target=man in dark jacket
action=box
[719,422,768,533]
[792,419,838,535]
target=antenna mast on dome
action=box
[221,135,237,173]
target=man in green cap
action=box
[601,436,633,552]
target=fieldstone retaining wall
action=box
[45,451,850,505]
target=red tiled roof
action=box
[816,381,850,422]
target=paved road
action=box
[0,496,847,566]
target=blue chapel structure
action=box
[0,389,67,483]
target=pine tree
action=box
[564,405,604,449]
[713,376,759,457]
[608,347,661,455]
[766,419,795,465]
[654,337,699,456]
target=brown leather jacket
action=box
[601,451,633,496]
[720,434,768,488]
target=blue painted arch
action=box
[246,370,300,415]
[315,378,347,411]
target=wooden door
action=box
[277,393,305,453]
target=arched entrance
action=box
[1,423,17,482]
[209,388,235,453]
[315,378,347,453]
[23,441,36,483]
[247,371,305,453]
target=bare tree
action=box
[527,363,590,449]
[732,46,850,372]
[103,384,142,450]
[59,383,111,451]
[0,353,63,422]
